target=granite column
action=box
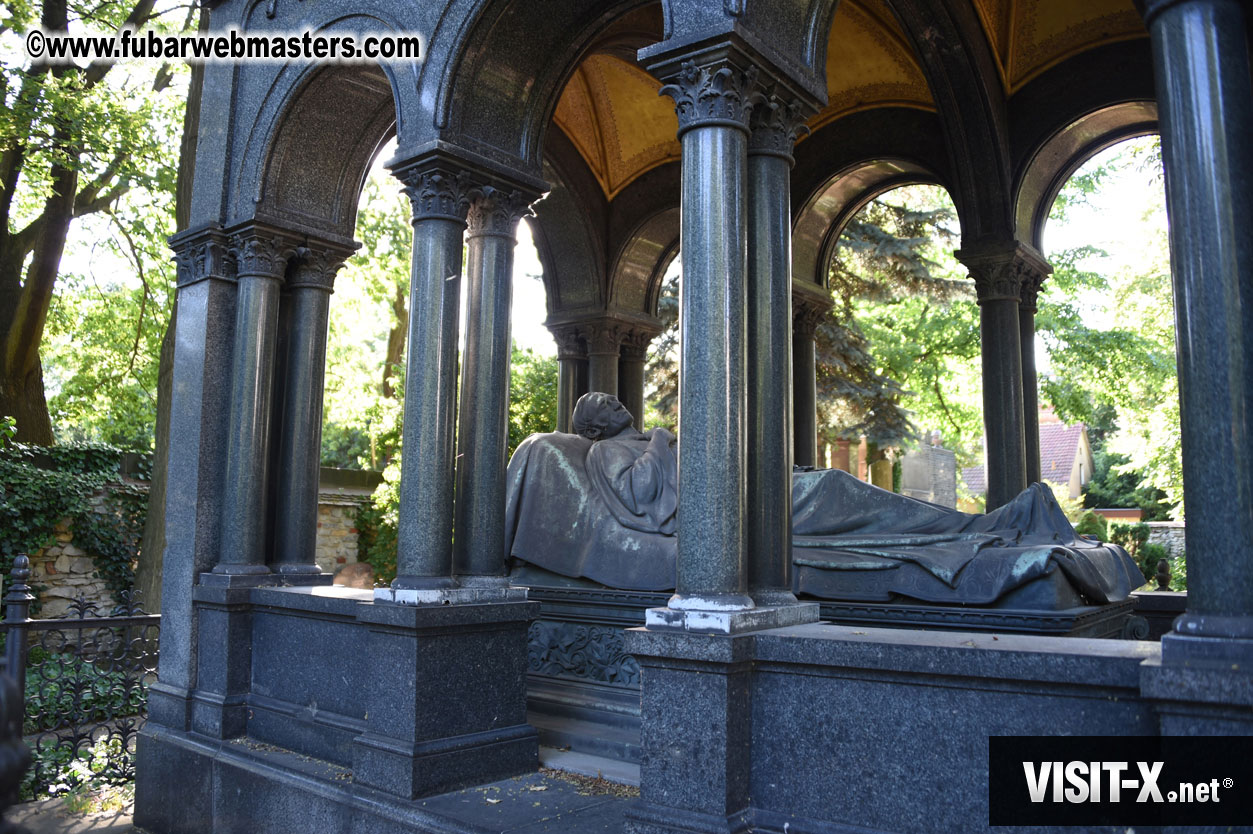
[955,242,1041,511]
[551,325,585,432]
[619,328,656,428]
[1018,265,1048,485]
[746,95,807,605]
[586,321,622,397]
[656,58,758,618]
[210,226,293,584]
[454,187,532,585]
[271,246,349,580]
[791,292,827,469]
[1143,0,1253,663]
[389,165,472,597]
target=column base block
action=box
[373,586,528,605]
[645,602,819,634]
[625,801,751,834]
[1161,630,1253,666]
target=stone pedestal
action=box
[351,600,539,798]
[624,629,755,834]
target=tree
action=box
[1,0,188,442]
[508,343,558,458]
[820,187,979,457]
[1038,136,1182,514]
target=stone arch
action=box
[249,63,398,243]
[218,2,430,238]
[1009,41,1159,250]
[426,0,661,180]
[880,0,1013,242]
[791,108,954,290]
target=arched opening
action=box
[1035,135,1180,586]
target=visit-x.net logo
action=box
[988,736,1253,826]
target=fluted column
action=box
[211,226,294,583]
[619,328,657,427]
[1142,0,1253,664]
[454,186,533,585]
[792,293,827,469]
[271,245,350,579]
[585,320,623,397]
[388,165,472,595]
[551,325,586,433]
[654,58,759,615]
[1017,264,1049,486]
[746,94,808,605]
[955,242,1044,511]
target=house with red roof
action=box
[961,410,1095,500]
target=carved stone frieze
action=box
[584,321,625,355]
[287,245,352,292]
[527,620,640,688]
[955,242,1052,305]
[659,59,763,133]
[398,166,474,223]
[621,327,660,361]
[549,325,586,361]
[749,94,811,157]
[792,293,830,337]
[230,230,296,280]
[171,229,232,287]
[466,185,533,236]
[1017,261,1049,314]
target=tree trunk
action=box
[0,357,53,443]
[134,8,205,610]
[381,280,408,399]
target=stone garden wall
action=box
[28,468,379,618]
[1146,520,1186,556]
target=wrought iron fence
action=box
[1,555,159,798]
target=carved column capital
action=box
[748,93,811,159]
[288,245,353,293]
[584,321,625,356]
[397,165,474,223]
[1017,260,1050,314]
[170,227,232,287]
[465,186,534,237]
[659,59,763,135]
[792,293,830,338]
[621,326,661,361]
[955,241,1051,305]
[229,228,297,281]
[549,324,586,361]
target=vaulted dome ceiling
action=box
[550,0,1147,200]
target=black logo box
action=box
[988,735,1253,827]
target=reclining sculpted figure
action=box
[504,392,1144,608]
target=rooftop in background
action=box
[963,412,1094,499]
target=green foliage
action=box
[644,262,680,430]
[821,186,980,457]
[4,0,192,443]
[23,648,146,735]
[1073,511,1108,542]
[508,345,559,459]
[358,470,398,585]
[0,440,144,601]
[1139,542,1169,585]
[22,735,131,801]
[1109,522,1168,583]
[1041,136,1182,515]
[321,172,410,470]
[1082,448,1171,521]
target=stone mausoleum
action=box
[135,0,1253,831]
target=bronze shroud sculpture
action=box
[504,393,1144,607]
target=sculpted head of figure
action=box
[572,392,635,441]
